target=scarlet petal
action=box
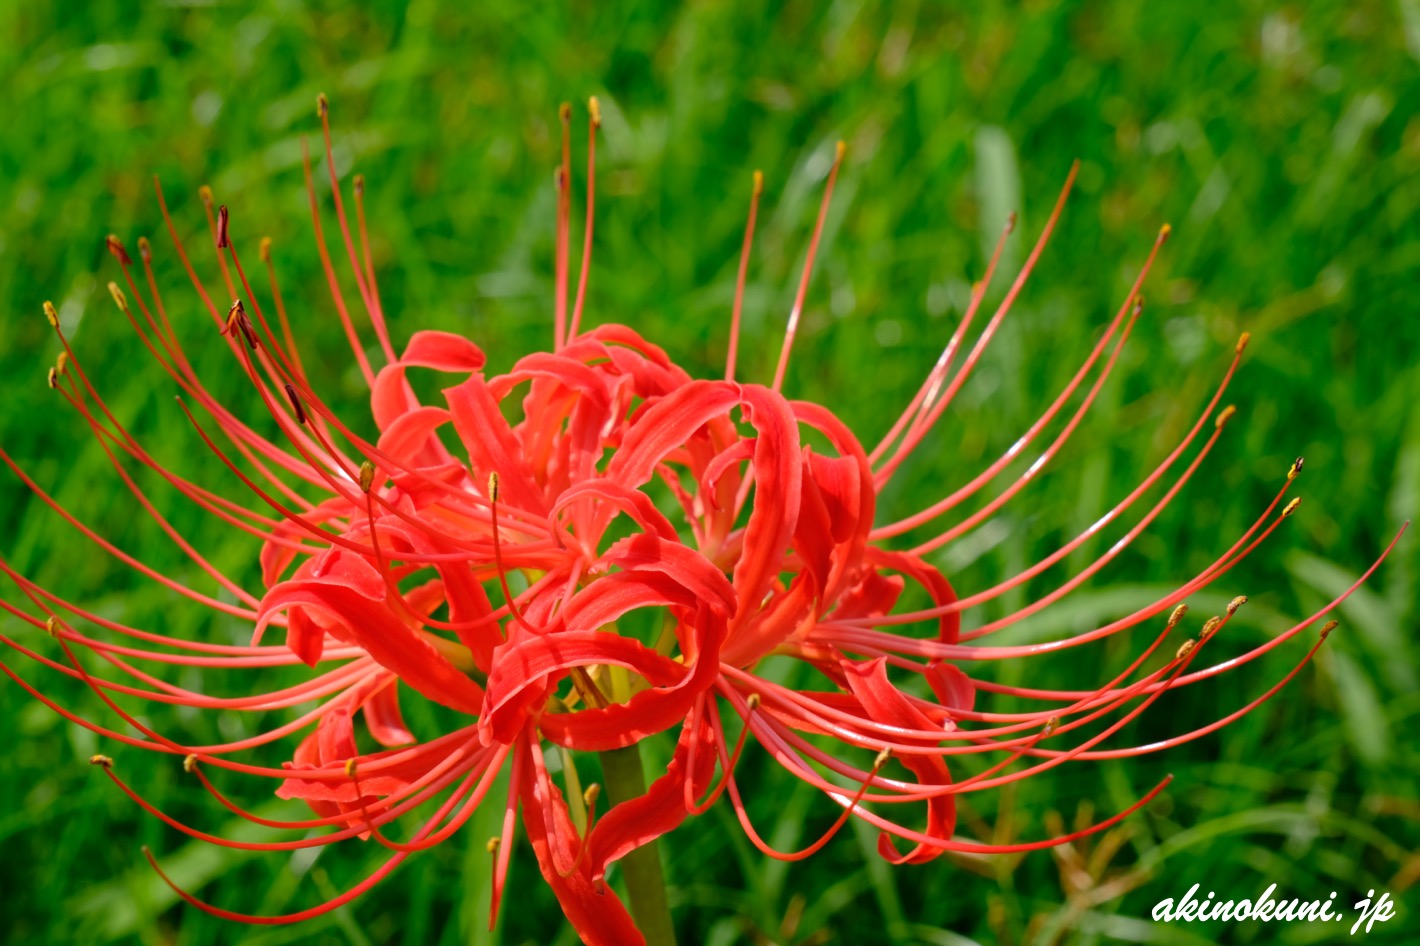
[401,330,487,373]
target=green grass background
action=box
[1,1,1417,944]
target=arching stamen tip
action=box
[588,96,601,128]
[344,758,358,778]
[46,366,58,389]
[1226,595,1248,616]
[353,174,365,196]
[216,205,230,248]
[283,383,308,425]
[45,615,59,636]
[1175,638,1196,659]
[1166,603,1189,629]
[559,102,571,123]
[1133,294,1145,316]
[105,234,132,265]
[753,169,764,196]
[1288,456,1304,481]
[1320,619,1339,639]
[1159,222,1173,240]
[746,692,762,710]
[487,471,500,502]
[137,236,151,262]
[583,783,601,807]
[183,753,198,773]
[1041,715,1059,736]
[1283,497,1303,518]
[259,236,272,263]
[1199,615,1223,639]
[1235,331,1251,354]
[359,461,376,494]
[43,300,59,327]
[835,139,847,162]
[108,281,129,314]
[1214,405,1237,430]
[89,754,113,769]
[198,185,214,207]
[1005,210,1018,234]
[873,747,892,768]
[316,93,329,118]
[485,836,501,854]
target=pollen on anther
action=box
[487,471,500,502]
[89,754,113,769]
[137,236,151,262]
[1041,716,1059,736]
[1288,456,1304,481]
[1236,331,1251,354]
[1166,604,1189,629]
[317,93,329,118]
[746,693,762,710]
[1283,497,1303,518]
[588,96,601,129]
[873,747,891,768]
[198,185,214,207]
[1199,615,1222,638]
[259,236,272,263]
[559,102,571,123]
[45,615,59,637]
[46,367,57,390]
[105,234,132,265]
[359,461,376,494]
[1214,405,1237,429]
[344,758,358,779]
[753,169,764,197]
[583,783,601,807]
[1226,595,1248,616]
[1175,639,1196,659]
[486,837,501,854]
[43,301,58,327]
[108,281,129,313]
[183,754,198,773]
[1320,620,1339,639]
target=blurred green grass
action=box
[1,2,1417,944]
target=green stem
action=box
[598,745,677,946]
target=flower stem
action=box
[599,745,676,946]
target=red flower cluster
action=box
[0,97,1401,945]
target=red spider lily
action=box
[0,95,1405,946]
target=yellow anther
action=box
[1166,603,1189,629]
[745,693,761,710]
[108,281,129,313]
[582,783,601,808]
[1320,620,1338,639]
[345,758,358,778]
[487,471,500,502]
[1226,595,1248,616]
[1199,615,1223,638]
[559,102,571,122]
[45,615,59,636]
[57,352,69,375]
[137,236,151,262]
[752,169,764,197]
[183,754,198,773]
[1214,405,1237,429]
[89,754,113,769]
[1159,222,1172,239]
[1288,456,1304,481]
[1236,331,1251,354]
[588,96,601,128]
[198,185,214,207]
[1283,497,1302,518]
[486,836,501,854]
[873,747,891,768]
[259,236,272,263]
[43,300,59,327]
[317,93,329,118]
[354,174,365,196]
[835,140,847,161]
[1175,639,1196,659]
[1041,716,1059,737]
[46,367,57,389]
[359,461,376,494]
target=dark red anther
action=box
[284,383,308,425]
[216,205,230,249]
[106,235,132,266]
